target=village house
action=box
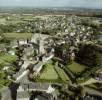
[94,73,102,81]
[96,35,102,44]
[17,82,55,100]
[0,48,6,53]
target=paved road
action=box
[17,91,30,100]
[1,87,12,100]
[15,70,30,83]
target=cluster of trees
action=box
[0,24,16,33]
[0,33,11,44]
[76,43,102,67]
[54,43,72,65]
[15,46,24,60]
[0,23,31,33]
[0,70,11,89]
[41,29,57,35]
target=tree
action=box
[0,63,4,70]
[76,43,102,67]
[54,43,71,65]
[15,46,24,60]
[0,33,11,45]
[0,92,2,100]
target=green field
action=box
[37,62,69,83]
[54,65,69,83]
[0,71,11,88]
[0,53,17,65]
[39,63,59,81]
[0,18,6,24]
[0,53,16,88]
[4,33,32,39]
[67,62,88,73]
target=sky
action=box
[0,0,102,9]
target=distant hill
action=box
[0,7,102,17]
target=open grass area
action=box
[0,18,6,24]
[54,65,69,83]
[7,20,25,24]
[67,61,88,73]
[0,53,17,65]
[37,62,69,83]
[39,63,59,81]
[4,33,32,39]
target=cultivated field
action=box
[4,33,32,39]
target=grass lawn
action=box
[37,62,70,83]
[0,18,6,24]
[54,65,69,83]
[39,63,59,82]
[4,33,32,39]
[67,61,88,73]
[7,20,25,24]
[0,53,17,65]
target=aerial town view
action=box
[0,0,102,100]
